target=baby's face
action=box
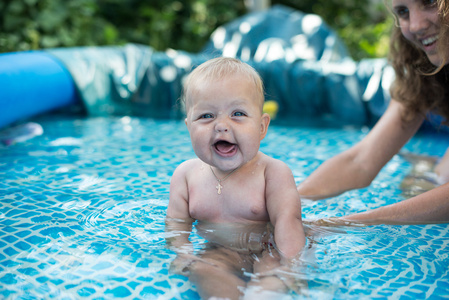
[185,75,269,172]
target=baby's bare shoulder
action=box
[258,152,291,173]
[173,158,202,177]
[178,158,202,169]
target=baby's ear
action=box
[259,113,271,140]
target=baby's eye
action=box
[233,111,247,117]
[199,113,214,119]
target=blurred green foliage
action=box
[0,0,392,60]
[274,0,392,60]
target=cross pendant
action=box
[216,182,223,194]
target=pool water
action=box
[1,116,448,299]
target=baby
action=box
[166,57,306,299]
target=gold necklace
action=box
[209,165,240,195]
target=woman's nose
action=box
[409,9,430,34]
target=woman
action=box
[297,0,449,225]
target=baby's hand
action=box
[169,253,199,276]
[255,264,308,295]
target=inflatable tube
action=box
[0,51,78,128]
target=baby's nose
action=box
[215,120,229,132]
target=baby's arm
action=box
[266,159,306,260]
[166,161,195,274]
[245,159,306,296]
[167,160,192,220]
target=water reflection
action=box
[0,117,448,299]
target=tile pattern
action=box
[0,116,448,299]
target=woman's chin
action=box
[426,52,444,67]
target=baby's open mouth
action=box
[214,140,237,155]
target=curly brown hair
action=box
[388,0,449,125]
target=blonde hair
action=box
[388,0,449,125]
[182,57,265,112]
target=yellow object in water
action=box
[263,100,279,119]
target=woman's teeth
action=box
[422,35,438,46]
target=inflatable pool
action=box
[1,116,448,299]
[0,5,394,130]
[1,5,449,299]
[0,51,78,129]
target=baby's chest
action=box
[188,189,269,222]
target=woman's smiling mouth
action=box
[421,35,438,47]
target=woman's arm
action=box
[297,100,424,200]
[435,147,449,184]
[341,182,449,225]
